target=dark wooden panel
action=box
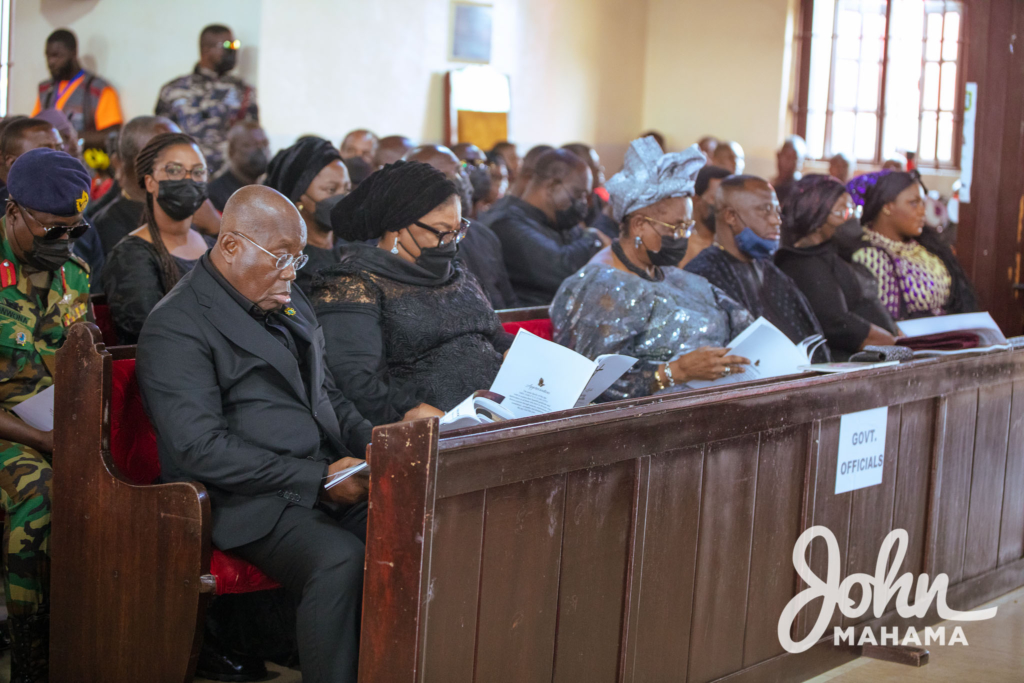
[743,425,810,667]
[890,398,936,578]
[843,405,901,626]
[627,446,704,683]
[420,491,485,683]
[795,417,851,641]
[360,418,439,683]
[551,461,635,683]
[999,380,1024,565]
[930,389,980,583]
[474,475,566,683]
[963,382,1013,579]
[437,352,1022,499]
[687,434,760,683]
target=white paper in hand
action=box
[12,386,54,432]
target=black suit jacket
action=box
[136,258,373,550]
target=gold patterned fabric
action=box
[852,230,951,320]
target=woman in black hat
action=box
[310,160,513,426]
[263,135,351,294]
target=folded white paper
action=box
[12,385,54,432]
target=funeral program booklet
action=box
[897,312,1009,355]
[687,317,824,389]
[487,330,637,418]
[12,385,54,432]
[439,390,517,433]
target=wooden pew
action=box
[359,348,1024,682]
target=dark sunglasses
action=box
[413,218,470,246]
[14,204,90,241]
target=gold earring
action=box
[297,202,305,212]
[884,208,892,216]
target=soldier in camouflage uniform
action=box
[0,148,92,683]
[155,24,258,175]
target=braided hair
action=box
[135,132,202,292]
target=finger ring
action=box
[721,367,730,377]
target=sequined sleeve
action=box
[709,284,755,340]
[551,268,661,401]
[853,246,900,319]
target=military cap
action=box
[7,147,92,217]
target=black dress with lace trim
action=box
[311,260,513,425]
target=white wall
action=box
[8,0,261,124]
[8,0,823,179]
[255,0,648,166]
[640,0,797,178]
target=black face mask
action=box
[156,179,208,221]
[554,198,588,232]
[25,237,73,272]
[216,50,237,75]
[647,233,689,267]
[312,193,347,233]
[238,148,269,178]
[415,240,458,279]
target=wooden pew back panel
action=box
[361,350,1024,683]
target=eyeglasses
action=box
[831,204,854,221]
[413,218,470,246]
[159,162,208,183]
[231,231,308,271]
[223,39,241,50]
[641,215,696,238]
[15,204,89,241]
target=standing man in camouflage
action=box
[0,148,92,683]
[155,24,258,175]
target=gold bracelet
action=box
[653,366,667,393]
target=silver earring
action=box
[635,235,642,249]
[391,236,400,255]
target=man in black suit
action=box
[136,185,372,683]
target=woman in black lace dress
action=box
[310,160,513,426]
[100,133,213,344]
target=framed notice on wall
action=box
[451,1,493,63]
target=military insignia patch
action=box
[284,307,297,316]
[0,260,16,288]
[15,332,26,346]
[76,190,90,213]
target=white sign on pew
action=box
[835,407,887,494]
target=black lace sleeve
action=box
[99,237,166,345]
[311,273,427,426]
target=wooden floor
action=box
[0,585,1014,682]
[807,585,1024,682]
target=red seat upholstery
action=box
[109,358,280,595]
[92,303,119,348]
[502,319,553,340]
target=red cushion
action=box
[110,359,160,486]
[211,549,281,595]
[109,359,279,594]
[502,318,553,341]
[92,303,119,347]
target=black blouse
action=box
[294,243,341,297]
[310,244,514,426]
[775,242,897,360]
[100,234,214,344]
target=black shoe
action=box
[8,614,48,683]
[195,635,267,682]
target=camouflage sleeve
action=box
[154,85,172,118]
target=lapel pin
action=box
[284,307,297,317]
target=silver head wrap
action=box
[606,137,707,222]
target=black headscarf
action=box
[264,136,341,203]
[780,174,848,247]
[329,160,457,242]
[861,171,917,226]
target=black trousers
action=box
[233,501,367,683]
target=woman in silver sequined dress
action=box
[551,137,753,401]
